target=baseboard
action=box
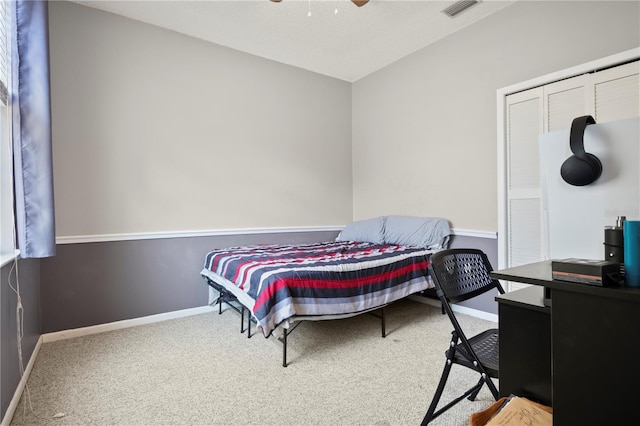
[1,336,43,426]
[409,295,499,323]
[42,305,215,343]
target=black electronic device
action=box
[604,216,626,277]
[551,258,621,286]
[560,115,602,186]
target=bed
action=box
[200,215,451,366]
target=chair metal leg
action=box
[486,377,500,400]
[422,331,500,424]
[468,372,499,402]
[467,376,486,401]
[425,378,485,424]
[422,358,453,425]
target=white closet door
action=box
[593,61,640,122]
[508,197,542,291]
[502,58,639,292]
[505,88,543,290]
[508,88,544,193]
[543,74,590,132]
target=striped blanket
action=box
[201,241,433,337]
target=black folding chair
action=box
[421,249,505,425]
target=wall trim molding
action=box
[410,295,499,323]
[42,305,215,343]
[1,336,43,426]
[36,296,498,342]
[451,229,497,239]
[55,226,496,245]
[55,226,344,245]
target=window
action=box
[0,0,15,264]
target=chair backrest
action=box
[421,248,504,425]
[428,249,504,304]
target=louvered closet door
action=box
[505,88,544,290]
[503,59,639,292]
[543,74,590,132]
[592,61,640,122]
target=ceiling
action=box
[71,0,517,82]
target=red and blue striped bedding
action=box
[201,241,433,337]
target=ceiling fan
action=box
[270,0,369,6]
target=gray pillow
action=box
[384,215,451,249]
[336,217,385,244]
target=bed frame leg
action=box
[283,328,288,367]
[247,310,252,338]
[381,306,386,338]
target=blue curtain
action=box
[12,0,55,258]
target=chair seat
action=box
[446,329,499,377]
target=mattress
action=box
[201,240,433,337]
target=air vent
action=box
[442,0,480,18]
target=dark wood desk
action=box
[492,261,640,425]
[496,286,551,406]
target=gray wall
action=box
[1,259,40,421]
[352,0,640,231]
[40,231,339,333]
[448,234,500,315]
[39,231,497,333]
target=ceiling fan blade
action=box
[270,0,283,2]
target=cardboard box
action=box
[470,396,552,426]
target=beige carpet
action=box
[10,300,498,425]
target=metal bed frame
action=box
[205,277,387,367]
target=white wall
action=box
[50,1,640,238]
[352,0,640,232]
[49,2,353,237]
